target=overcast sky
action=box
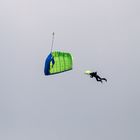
[0,0,140,140]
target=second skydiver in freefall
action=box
[85,71,107,83]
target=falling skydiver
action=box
[85,71,107,83]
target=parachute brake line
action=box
[50,32,55,53]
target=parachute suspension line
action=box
[50,32,55,53]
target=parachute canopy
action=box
[44,51,73,75]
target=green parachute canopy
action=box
[44,51,73,75]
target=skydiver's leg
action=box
[95,77,102,83]
[96,76,102,81]
[101,78,107,82]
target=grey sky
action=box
[0,0,140,140]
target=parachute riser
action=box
[50,32,55,53]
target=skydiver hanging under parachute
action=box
[85,70,107,83]
[44,32,73,76]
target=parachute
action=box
[44,33,73,76]
[44,51,73,75]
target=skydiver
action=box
[44,53,55,75]
[51,55,55,68]
[89,71,107,83]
